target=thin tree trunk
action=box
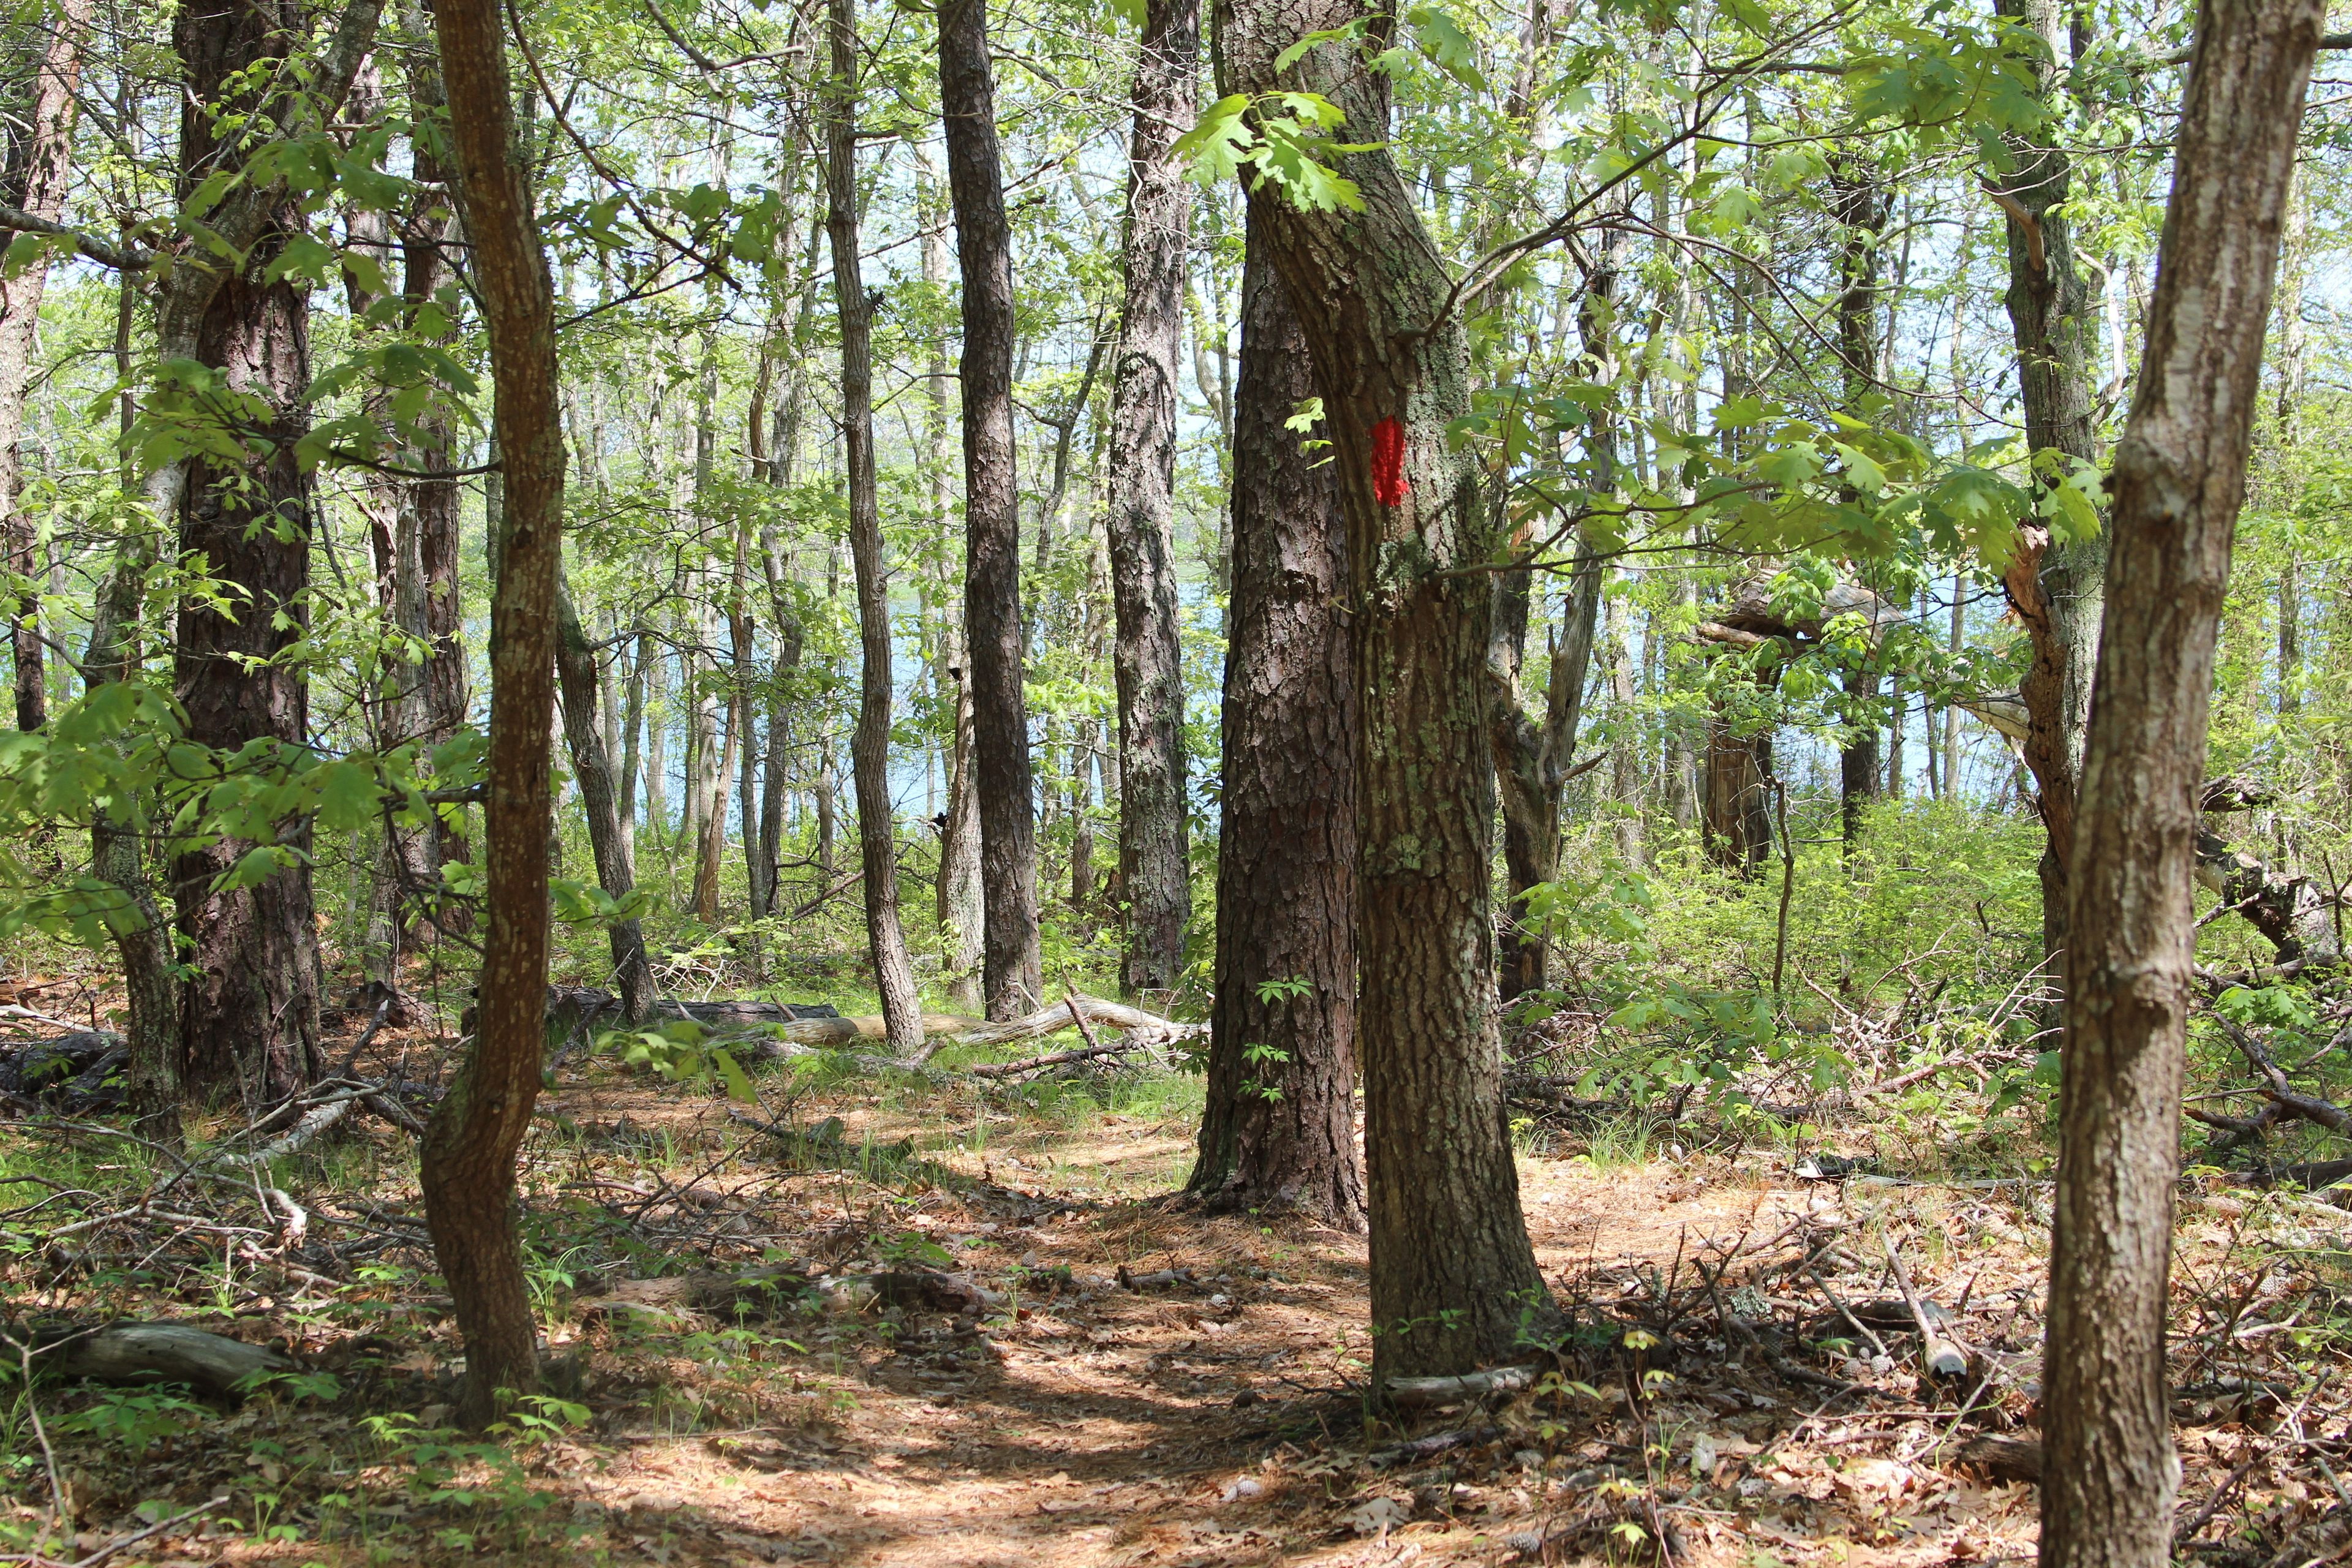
[920,164,983,1008]
[1831,161,1885,853]
[643,637,668,846]
[814,738,839,878]
[2041,10,2321,1568]
[1218,0,1550,1381]
[1992,0,2107,986]
[419,0,567,1428]
[756,529,804,919]
[81,500,179,1145]
[729,519,763,926]
[0,0,91,734]
[1104,0,1197,996]
[1490,257,1613,999]
[940,668,984,1008]
[938,0,1043,1017]
[828,0,922,1052]
[1189,218,1363,1227]
[555,580,654,1020]
[361,15,467,949]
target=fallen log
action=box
[48,1323,291,1395]
[1385,1364,1539,1408]
[559,987,1200,1064]
[0,1032,127,1112]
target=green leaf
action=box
[1406,6,1485,90]
[1171,94,1255,184]
[312,758,382,832]
[710,1046,757,1104]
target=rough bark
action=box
[828,0,922,1054]
[1992,0,2107,980]
[1104,0,1198,997]
[2041,11,2321,1568]
[1188,217,1363,1229]
[1216,0,1551,1379]
[1702,719,1773,876]
[555,580,654,1020]
[937,0,1044,1018]
[0,0,91,734]
[169,0,339,1101]
[420,0,567,1427]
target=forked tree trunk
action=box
[937,0,1044,1018]
[828,0,922,1052]
[0,0,92,734]
[1189,216,1362,1229]
[1104,0,1197,997]
[1992,0,2107,985]
[420,0,566,1428]
[170,0,332,1102]
[1489,252,1612,1000]
[2040,9,2321,1568]
[555,579,654,1020]
[1217,0,1550,1381]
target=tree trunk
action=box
[0,0,91,734]
[1831,162,1885,854]
[1104,0,1197,997]
[420,0,568,1428]
[756,529,804,920]
[362,18,468,949]
[1216,0,1551,1380]
[1702,718,1772,876]
[1490,254,1613,1000]
[170,0,333,1102]
[1839,667,1879,851]
[829,0,922,1053]
[1992,0,2107,985]
[937,0,1044,1019]
[940,667,985,1009]
[1188,218,1363,1228]
[556,579,654,1020]
[2041,10,2321,1568]
[81,518,179,1146]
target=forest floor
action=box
[2,987,2348,1567]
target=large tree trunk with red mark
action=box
[2040,8,2321,1567]
[1188,213,1362,1229]
[1215,0,1549,1381]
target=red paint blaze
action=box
[1370,417,1407,507]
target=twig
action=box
[1882,1235,1968,1379]
[1805,1262,1888,1358]
[1064,991,1104,1053]
[966,1041,1137,1080]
